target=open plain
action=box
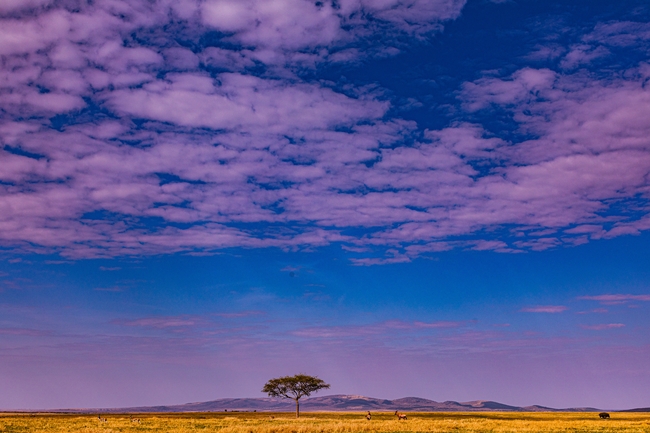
[1,412,649,433]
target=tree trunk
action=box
[295,398,300,418]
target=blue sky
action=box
[1,0,650,410]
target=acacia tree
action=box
[262,374,330,418]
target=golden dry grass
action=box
[1,411,648,433]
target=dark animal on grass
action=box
[366,411,371,421]
[599,412,610,419]
[394,410,407,420]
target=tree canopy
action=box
[262,374,330,417]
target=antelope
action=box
[366,411,371,421]
[130,415,141,423]
[394,410,407,420]
[599,412,610,419]
[97,415,107,422]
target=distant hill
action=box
[49,395,606,413]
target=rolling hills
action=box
[70,394,605,413]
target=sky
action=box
[1,0,650,411]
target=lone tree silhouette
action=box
[262,374,330,418]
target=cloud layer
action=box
[1,2,650,260]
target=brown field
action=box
[1,411,649,433]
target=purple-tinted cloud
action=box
[560,44,610,69]
[583,21,650,48]
[292,319,466,338]
[1,5,650,263]
[576,308,608,314]
[578,294,650,304]
[520,305,568,313]
[580,323,625,330]
[214,311,264,318]
[0,327,51,336]
[199,0,466,53]
[114,316,203,329]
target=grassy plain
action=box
[1,411,648,433]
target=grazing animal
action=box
[394,410,407,420]
[97,415,107,423]
[599,412,610,419]
[366,411,372,421]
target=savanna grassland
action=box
[1,412,649,433]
